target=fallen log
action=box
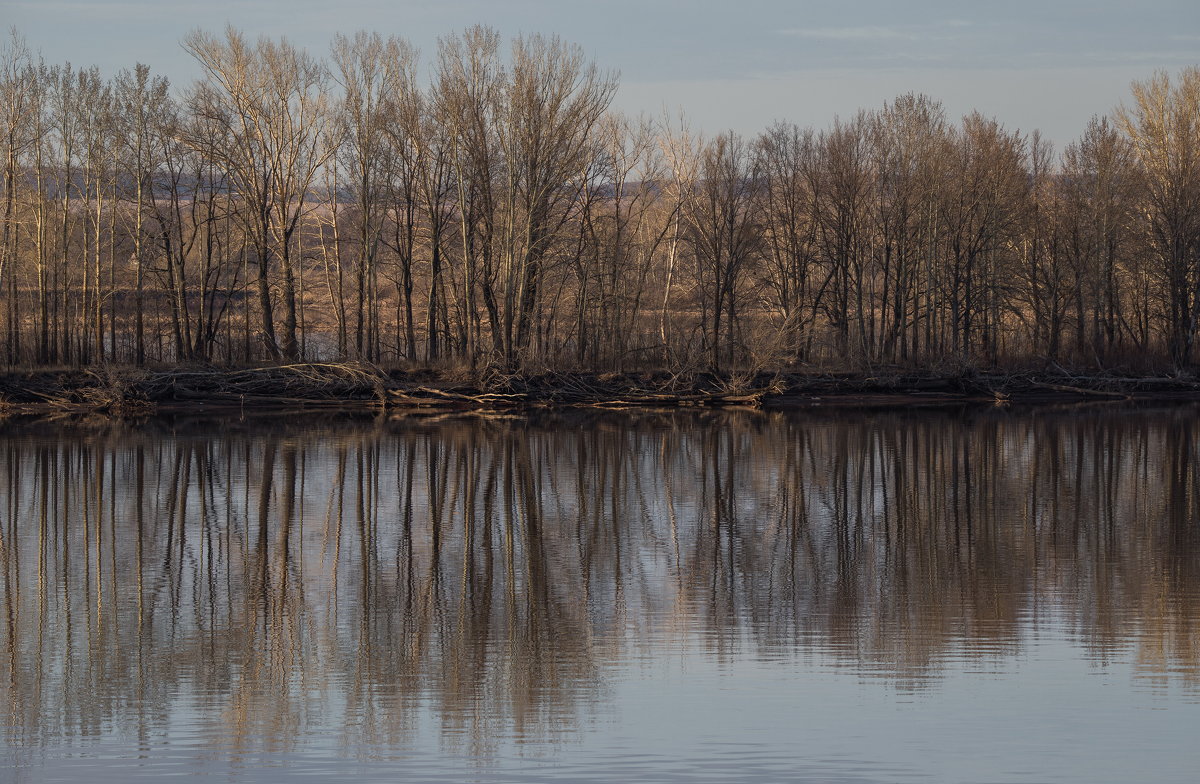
[1029,382,1132,399]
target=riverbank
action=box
[0,364,1197,416]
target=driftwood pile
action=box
[0,364,384,414]
[0,364,1197,416]
[0,364,770,414]
[141,363,387,406]
[0,368,154,415]
[385,370,768,410]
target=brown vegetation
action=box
[2,28,1200,379]
[2,363,1199,416]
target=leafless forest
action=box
[2,26,1199,373]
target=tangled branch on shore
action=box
[1,363,1198,418]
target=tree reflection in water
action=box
[1,408,1197,760]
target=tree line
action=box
[2,25,1199,372]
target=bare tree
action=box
[498,33,616,366]
[1117,68,1200,367]
[433,25,504,363]
[938,113,1027,362]
[1016,131,1071,361]
[184,26,333,361]
[572,113,674,368]
[812,115,871,359]
[331,32,415,361]
[0,29,37,363]
[867,94,946,363]
[112,64,169,363]
[1060,117,1140,362]
[681,131,763,372]
[756,121,821,362]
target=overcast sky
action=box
[6,0,1199,146]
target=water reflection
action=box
[1,408,1198,769]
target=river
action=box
[2,407,1198,782]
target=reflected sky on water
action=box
[1,408,1198,782]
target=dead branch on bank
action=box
[0,365,1197,418]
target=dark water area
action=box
[1,407,1198,783]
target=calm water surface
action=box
[2,408,1199,783]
